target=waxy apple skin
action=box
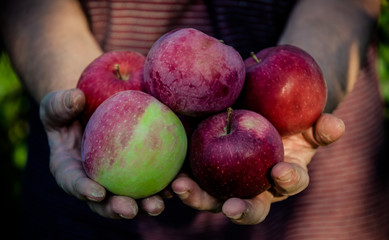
[77,50,145,125]
[241,45,327,136]
[81,90,187,199]
[144,28,246,117]
[189,109,284,200]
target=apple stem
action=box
[250,51,261,64]
[226,107,233,134]
[114,64,123,80]
[219,39,225,44]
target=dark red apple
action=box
[189,108,284,199]
[240,45,327,136]
[144,28,245,117]
[77,50,145,125]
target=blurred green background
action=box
[0,47,29,234]
[379,0,389,114]
[0,1,389,234]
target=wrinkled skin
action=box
[171,111,345,225]
[40,88,344,223]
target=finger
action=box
[171,174,223,212]
[303,113,345,147]
[40,89,85,130]
[159,187,175,199]
[72,174,106,202]
[87,195,138,219]
[222,191,273,225]
[270,161,309,197]
[50,154,106,202]
[140,195,165,216]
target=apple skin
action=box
[81,90,187,199]
[144,28,246,117]
[240,45,327,136]
[189,109,284,200]
[77,50,145,126]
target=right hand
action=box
[172,113,345,225]
[39,88,165,219]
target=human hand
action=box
[172,113,345,225]
[39,88,165,219]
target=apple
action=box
[144,28,246,117]
[189,108,284,200]
[240,45,327,136]
[77,50,145,126]
[81,90,187,199]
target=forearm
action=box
[1,0,102,103]
[278,0,380,112]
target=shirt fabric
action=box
[20,0,389,239]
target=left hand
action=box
[171,113,345,225]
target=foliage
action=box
[378,0,389,115]
[0,52,29,169]
[0,50,29,235]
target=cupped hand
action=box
[172,113,345,225]
[39,88,165,219]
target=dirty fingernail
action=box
[88,188,105,201]
[277,170,293,182]
[174,190,190,200]
[64,90,73,109]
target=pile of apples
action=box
[78,28,327,200]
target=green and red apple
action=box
[81,90,187,199]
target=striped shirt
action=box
[22,1,388,239]
[80,0,295,57]
[80,1,388,239]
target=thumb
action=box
[302,113,345,147]
[40,89,85,130]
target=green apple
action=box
[81,90,187,199]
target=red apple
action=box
[240,45,327,136]
[82,90,187,199]
[189,108,284,199]
[77,50,145,125]
[144,28,245,117]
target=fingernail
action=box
[156,197,164,208]
[119,214,131,219]
[120,206,138,219]
[120,203,138,219]
[174,190,190,200]
[148,211,162,217]
[227,209,248,221]
[277,170,293,182]
[144,198,164,216]
[87,189,105,201]
[64,90,73,110]
[120,214,136,219]
[228,212,243,220]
